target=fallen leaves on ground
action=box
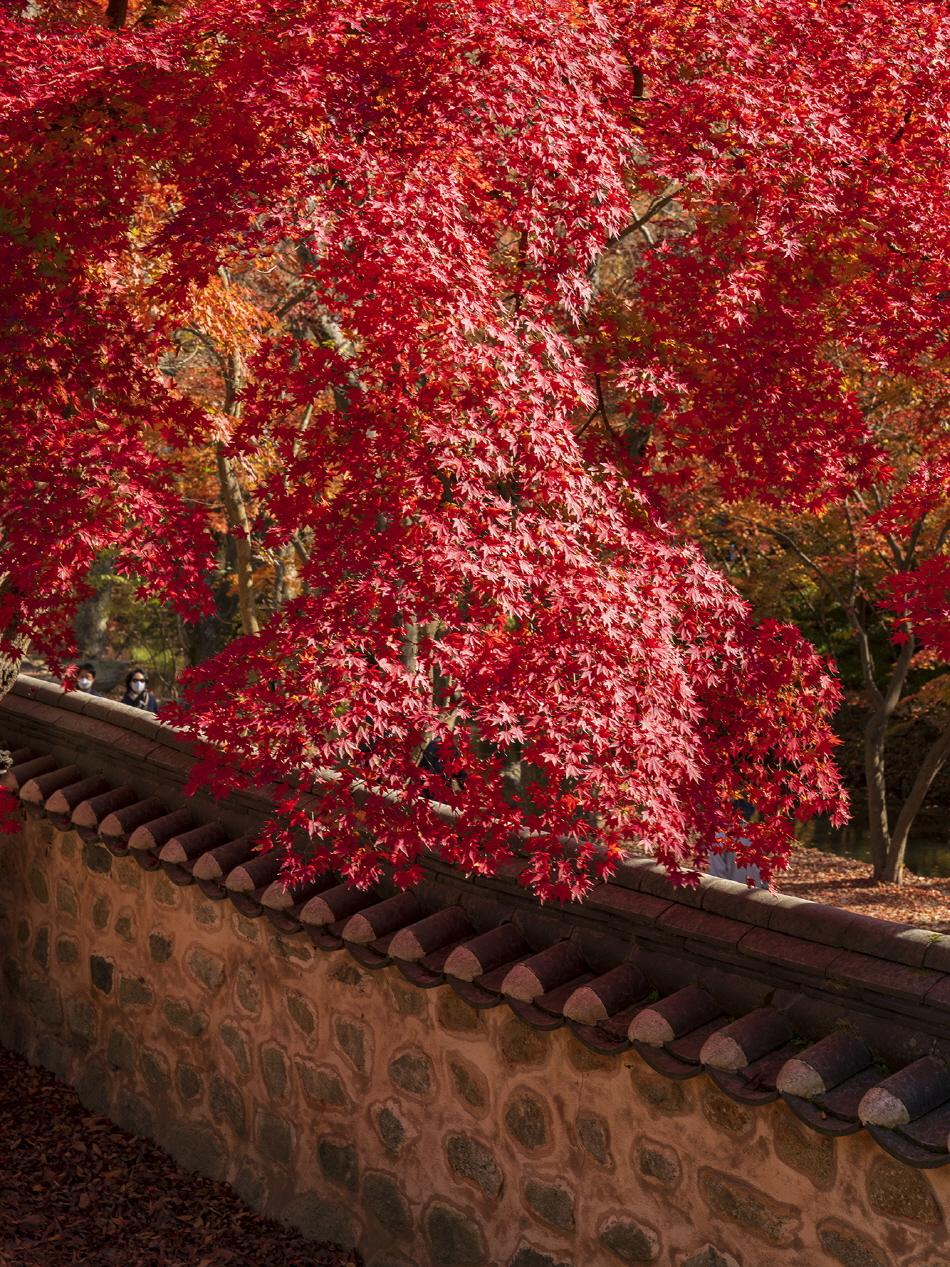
[0,1047,361,1267]
[781,845,950,931]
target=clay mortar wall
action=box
[2,814,949,1267]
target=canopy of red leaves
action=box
[2,0,946,896]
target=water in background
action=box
[799,815,950,878]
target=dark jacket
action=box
[120,690,159,716]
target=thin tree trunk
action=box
[864,711,891,878]
[884,720,950,883]
[105,0,128,28]
[215,445,259,637]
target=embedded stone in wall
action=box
[91,894,111,930]
[319,1137,359,1192]
[148,931,173,964]
[374,1103,407,1155]
[499,1017,548,1069]
[24,974,62,1028]
[176,1062,202,1101]
[335,1015,369,1073]
[261,1042,289,1101]
[256,1108,294,1167]
[629,1062,686,1115]
[524,1177,575,1231]
[192,889,222,929]
[701,1085,754,1137]
[232,911,259,942]
[389,1048,434,1096]
[235,963,262,1016]
[118,975,154,1008]
[186,944,226,994]
[106,1025,135,1072]
[28,866,49,903]
[114,858,140,891]
[164,997,208,1038]
[210,1072,247,1138]
[286,990,315,1036]
[436,989,480,1035]
[64,997,95,1051]
[296,1059,349,1110]
[141,1048,171,1095]
[89,954,113,995]
[773,1107,835,1189]
[331,960,365,988]
[32,925,49,968]
[152,872,181,908]
[362,1170,412,1236]
[219,1019,251,1073]
[389,978,426,1017]
[866,1156,941,1224]
[82,842,111,876]
[576,1111,611,1166]
[424,1201,487,1267]
[636,1137,680,1187]
[448,1056,489,1114]
[598,1214,661,1263]
[566,1033,615,1074]
[446,1132,503,1197]
[55,877,78,917]
[817,1219,888,1267]
[698,1168,802,1248]
[504,1090,549,1152]
[114,910,136,943]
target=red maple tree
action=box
[1,0,945,896]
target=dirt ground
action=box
[0,1047,359,1267]
[780,843,950,932]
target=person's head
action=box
[76,663,96,691]
[125,668,148,696]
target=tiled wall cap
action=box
[128,808,194,853]
[442,924,527,982]
[99,797,169,847]
[562,963,647,1025]
[775,1031,873,1099]
[71,786,138,838]
[858,1057,950,1128]
[224,847,287,894]
[159,822,228,866]
[191,836,257,882]
[298,883,376,928]
[19,764,82,805]
[342,893,421,945]
[1,753,56,792]
[500,940,587,1003]
[44,775,109,818]
[628,985,720,1047]
[389,907,473,963]
[700,1007,791,1072]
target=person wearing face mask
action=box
[120,669,160,716]
[74,663,97,694]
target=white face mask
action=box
[78,677,93,690]
[130,680,146,694]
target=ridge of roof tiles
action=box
[3,674,950,1169]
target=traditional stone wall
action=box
[2,815,948,1267]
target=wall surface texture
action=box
[1,815,948,1267]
